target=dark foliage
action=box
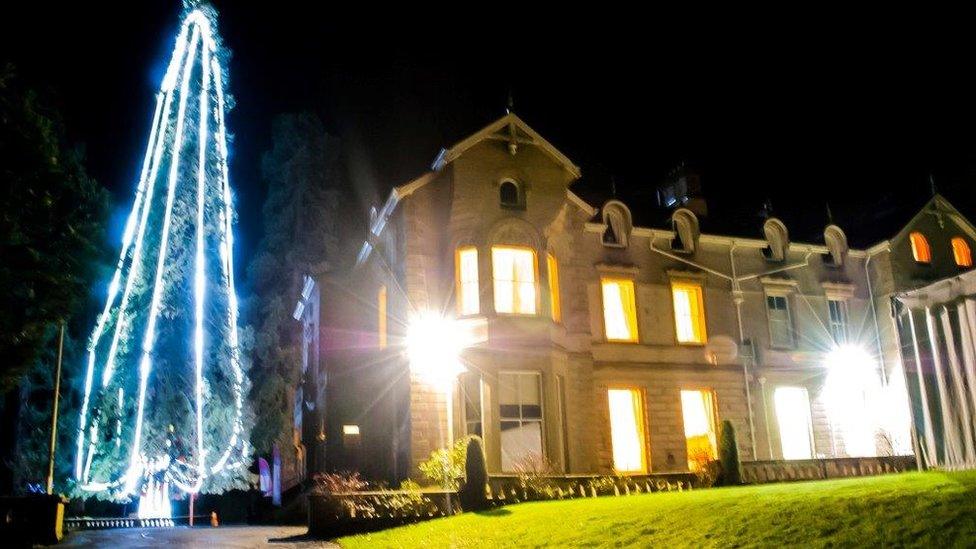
[459,436,488,511]
[0,64,110,391]
[247,112,342,454]
[717,419,741,486]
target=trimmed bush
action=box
[459,436,489,511]
[717,420,741,486]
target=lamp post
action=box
[46,320,65,495]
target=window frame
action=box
[601,277,640,343]
[679,388,719,471]
[499,179,524,210]
[765,293,795,349]
[607,386,649,474]
[498,370,546,472]
[491,245,539,316]
[909,232,931,264]
[671,280,707,345]
[773,386,816,460]
[952,237,973,268]
[827,298,848,345]
[455,246,480,316]
[377,285,387,349]
[547,253,561,323]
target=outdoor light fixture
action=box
[823,344,883,457]
[406,311,467,387]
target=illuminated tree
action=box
[73,4,251,513]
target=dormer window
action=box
[762,218,789,262]
[672,208,700,254]
[823,225,848,267]
[601,201,632,248]
[952,237,973,267]
[499,179,523,209]
[910,232,931,264]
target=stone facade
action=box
[312,114,976,482]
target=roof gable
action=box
[890,194,976,245]
[431,113,581,178]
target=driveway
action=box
[60,525,338,548]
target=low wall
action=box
[741,455,917,484]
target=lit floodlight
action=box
[823,344,882,457]
[406,312,466,387]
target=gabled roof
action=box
[431,112,582,178]
[888,194,976,246]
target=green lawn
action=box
[338,471,976,548]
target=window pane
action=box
[681,390,717,471]
[493,247,536,314]
[547,254,561,322]
[377,285,387,349]
[774,387,814,460]
[608,389,646,473]
[500,421,543,471]
[457,247,480,315]
[602,279,638,342]
[768,296,793,347]
[519,373,540,406]
[672,283,705,344]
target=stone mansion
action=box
[290,113,976,484]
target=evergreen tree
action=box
[0,64,111,493]
[718,420,741,486]
[248,112,342,456]
[71,6,252,508]
[459,436,489,511]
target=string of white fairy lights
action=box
[75,8,247,498]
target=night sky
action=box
[4,3,976,286]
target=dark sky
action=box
[4,3,976,279]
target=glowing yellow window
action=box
[492,246,537,315]
[952,237,972,267]
[608,388,647,473]
[681,390,717,471]
[601,278,638,342]
[456,247,480,315]
[672,282,706,344]
[910,232,931,264]
[377,285,387,349]
[547,253,561,323]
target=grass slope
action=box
[339,471,976,548]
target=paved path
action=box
[61,525,338,548]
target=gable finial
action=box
[929,173,938,197]
[610,175,617,198]
[506,88,514,115]
[825,201,834,225]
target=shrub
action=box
[459,437,489,511]
[717,420,741,486]
[512,454,557,499]
[418,436,473,490]
[311,471,368,495]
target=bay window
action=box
[456,246,480,315]
[492,246,537,315]
[499,371,544,471]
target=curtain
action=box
[602,279,638,342]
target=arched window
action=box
[823,225,848,267]
[909,232,931,264]
[952,237,973,267]
[672,208,700,253]
[500,180,521,208]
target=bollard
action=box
[210,511,219,527]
